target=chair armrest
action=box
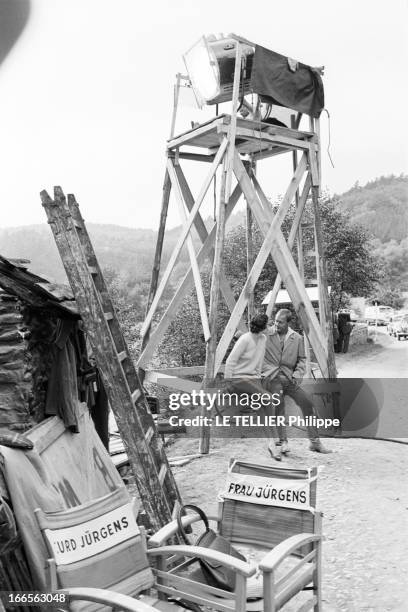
[259,534,322,573]
[59,588,158,612]
[147,545,256,577]
[149,513,219,547]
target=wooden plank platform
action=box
[167,114,316,156]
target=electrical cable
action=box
[322,108,335,168]
[237,56,246,112]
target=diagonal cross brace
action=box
[214,153,308,372]
[173,163,246,333]
[233,154,329,376]
[264,173,312,316]
[137,184,242,368]
[140,138,228,339]
[167,158,210,341]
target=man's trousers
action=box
[262,376,320,442]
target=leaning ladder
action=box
[41,186,181,531]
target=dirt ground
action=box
[167,436,408,611]
[163,335,408,611]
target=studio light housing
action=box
[183,35,254,108]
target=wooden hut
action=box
[0,255,109,594]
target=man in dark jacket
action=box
[337,312,353,353]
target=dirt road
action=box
[169,435,408,611]
[335,329,408,442]
[165,332,408,610]
[336,327,408,378]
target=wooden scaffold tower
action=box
[139,34,337,453]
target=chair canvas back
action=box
[35,486,154,595]
[219,460,320,554]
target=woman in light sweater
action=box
[224,314,268,379]
[224,314,281,460]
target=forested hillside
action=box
[333,175,407,243]
[0,223,180,282]
[0,175,406,317]
[0,222,192,319]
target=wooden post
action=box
[225,41,243,201]
[246,163,255,323]
[199,40,243,454]
[308,116,326,333]
[311,186,336,379]
[199,153,229,454]
[170,157,210,341]
[292,115,311,376]
[246,205,254,323]
[315,117,322,197]
[170,73,181,139]
[141,168,171,358]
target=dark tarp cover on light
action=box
[250,45,324,118]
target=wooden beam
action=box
[251,146,290,162]
[247,151,307,226]
[214,158,308,372]
[137,184,242,368]
[246,195,255,323]
[170,73,181,139]
[233,159,329,376]
[311,186,337,379]
[265,173,312,317]
[153,366,206,376]
[169,158,210,341]
[167,116,224,150]
[315,117,322,197]
[174,164,246,331]
[292,112,311,377]
[174,152,216,163]
[141,169,171,353]
[219,124,314,151]
[225,41,243,201]
[200,42,242,451]
[216,200,303,372]
[140,139,227,339]
[252,155,307,220]
[308,143,320,187]
[144,370,198,393]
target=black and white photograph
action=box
[0,1,407,610]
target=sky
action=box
[0,0,406,231]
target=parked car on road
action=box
[390,314,408,340]
[365,305,393,326]
[387,315,403,335]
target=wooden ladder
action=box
[41,187,181,531]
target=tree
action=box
[103,266,142,360]
[316,198,381,310]
[371,288,405,310]
[158,194,381,367]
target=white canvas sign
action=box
[45,502,139,565]
[220,473,312,510]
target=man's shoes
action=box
[280,441,290,454]
[268,445,282,461]
[309,441,332,454]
